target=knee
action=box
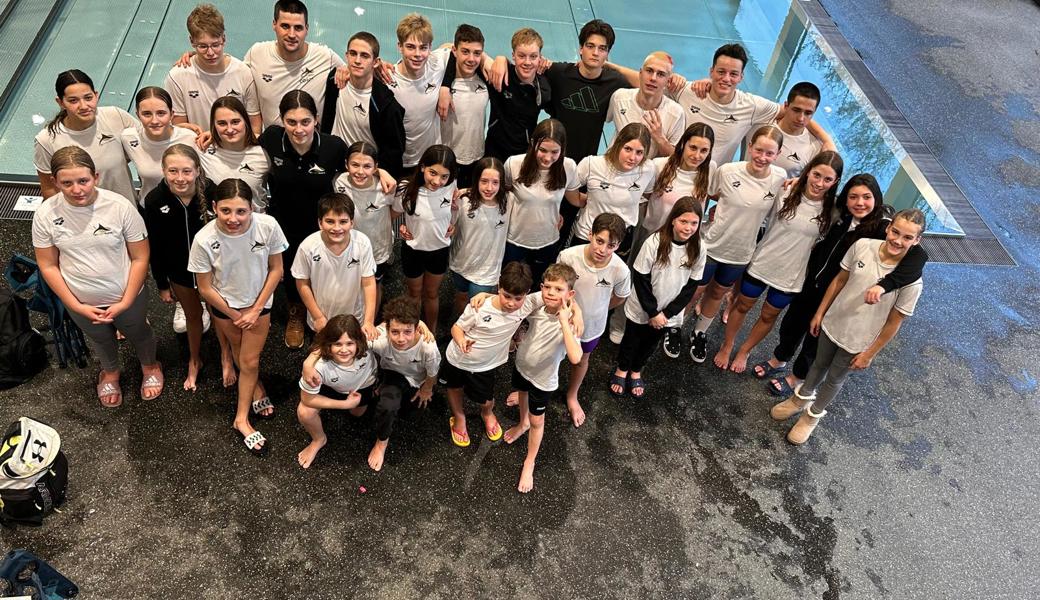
[378,386,403,412]
[735,296,756,313]
[239,354,260,373]
[297,402,318,420]
[759,310,779,326]
[530,414,545,429]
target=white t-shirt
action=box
[515,306,574,392]
[244,41,344,128]
[200,145,270,210]
[333,174,394,263]
[446,294,542,372]
[822,239,924,354]
[392,183,457,251]
[703,161,787,265]
[606,88,685,158]
[299,355,377,395]
[746,193,824,293]
[624,232,706,327]
[34,106,137,203]
[187,213,288,309]
[557,245,631,342]
[331,83,376,147]
[504,154,580,249]
[369,324,441,387]
[31,189,148,306]
[290,230,377,329]
[440,75,489,165]
[573,155,657,238]
[449,202,510,286]
[642,158,717,233]
[389,47,451,167]
[773,128,824,178]
[120,125,197,202]
[164,56,261,130]
[671,87,779,164]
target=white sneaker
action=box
[201,302,211,333]
[172,302,187,333]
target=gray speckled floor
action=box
[3,1,1040,598]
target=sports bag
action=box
[0,418,67,528]
[0,285,47,389]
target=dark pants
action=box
[374,370,417,441]
[503,241,558,292]
[772,283,826,379]
[616,318,666,372]
[275,216,317,305]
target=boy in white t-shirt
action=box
[773,82,826,178]
[440,24,490,188]
[606,52,685,158]
[291,193,377,338]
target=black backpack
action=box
[0,418,68,528]
[0,285,48,390]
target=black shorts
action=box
[208,305,272,320]
[374,261,388,282]
[438,360,495,404]
[401,244,450,278]
[510,366,551,416]
[316,383,376,407]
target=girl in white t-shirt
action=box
[121,86,199,202]
[392,144,458,334]
[450,156,511,315]
[34,70,137,202]
[200,96,270,210]
[296,314,379,469]
[571,122,656,256]
[31,147,161,408]
[771,209,925,445]
[715,151,843,373]
[188,179,288,456]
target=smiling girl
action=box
[121,86,197,202]
[449,156,511,315]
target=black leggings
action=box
[772,283,826,379]
[374,370,418,441]
[616,318,667,373]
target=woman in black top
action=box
[143,144,217,392]
[761,173,928,396]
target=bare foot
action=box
[482,413,502,440]
[566,397,586,428]
[368,439,388,471]
[517,459,535,493]
[297,437,326,469]
[183,358,202,392]
[234,420,266,453]
[505,391,520,407]
[713,347,732,370]
[730,351,749,374]
[221,353,237,388]
[504,423,529,444]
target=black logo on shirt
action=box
[129,139,139,148]
[732,181,741,188]
[330,375,339,383]
[628,182,641,191]
[227,89,241,97]
[365,203,380,213]
[764,191,776,200]
[262,74,273,82]
[689,106,700,114]
[92,223,113,236]
[188,90,200,98]
[99,133,115,144]
[856,260,865,268]
[52,217,64,226]
[475,84,487,92]
[308,164,327,175]
[495,220,505,229]
[250,240,266,253]
[598,181,611,190]
[206,146,217,155]
[312,254,322,262]
[239,163,255,173]
[424,82,437,94]
[723,115,738,123]
[210,240,221,250]
[619,107,627,116]
[787,152,801,162]
[388,79,399,89]
[595,278,611,287]
[664,185,674,193]
[680,260,693,269]
[347,257,360,268]
[482,315,492,323]
[410,357,422,363]
[298,68,317,86]
[353,102,366,116]
[439,197,451,207]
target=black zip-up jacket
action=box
[321,70,406,179]
[142,179,215,290]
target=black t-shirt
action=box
[544,62,630,161]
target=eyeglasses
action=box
[192,39,225,52]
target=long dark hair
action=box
[209,96,258,148]
[309,314,369,362]
[651,123,714,200]
[777,150,843,235]
[604,122,651,170]
[162,144,209,221]
[654,196,702,269]
[212,177,253,205]
[465,156,509,216]
[837,173,885,235]
[516,119,568,191]
[396,145,457,215]
[134,86,174,113]
[47,70,95,137]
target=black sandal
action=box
[629,376,646,399]
[608,372,628,398]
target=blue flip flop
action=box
[767,376,794,398]
[752,360,785,380]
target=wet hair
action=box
[187,4,225,40]
[511,27,543,51]
[655,196,702,268]
[134,86,174,113]
[712,43,748,70]
[578,19,615,49]
[47,70,95,136]
[212,177,253,205]
[274,0,308,25]
[317,192,355,220]
[891,208,926,234]
[278,89,318,120]
[778,150,844,235]
[397,145,457,215]
[542,263,577,290]
[589,212,626,246]
[454,24,484,47]
[348,31,380,59]
[499,261,533,296]
[50,146,96,178]
[310,314,368,362]
[787,81,821,107]
[209,96,258,148]
[517,119,568,190]
[604,122,651,170]
[161,144,209,220]
[651,123,714,200]
[382,296,421,328]
[837,173,885,232]
[465,156,509,216]
[396,12,433,45]
[749,125,784,151]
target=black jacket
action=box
[322,70,406,178]
[142,179,215,290]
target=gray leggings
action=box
[800,332,856,412]
[68,290,157,372]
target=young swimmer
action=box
[771,209,926,444]
[120,86,196,202]
[715,151,842,373]
[296,314,378,468]
[189,179,287,456]
[612,197,705,398]
[503,264,583,493]
[292,193,378,338]
[440,24,490,188]
[773,82,825,178]
[333,142,395,310]
[200,96,271,211]
[556,213,631,426]
[449,157,510,315]
[392,144,459,334]
[689,125,787,364]
[606,52,686,158]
